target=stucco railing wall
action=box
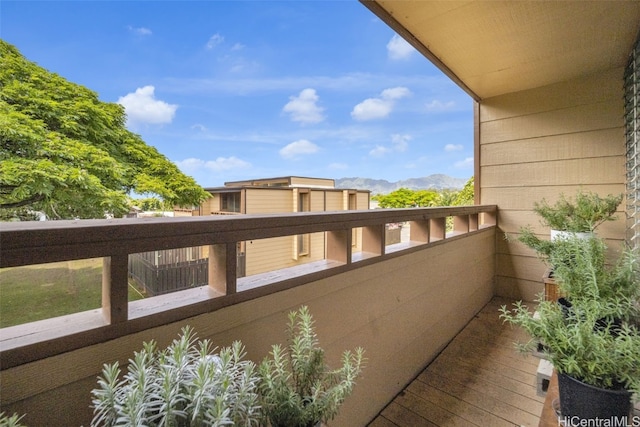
[0,206,496,426]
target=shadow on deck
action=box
[369,297,542,427]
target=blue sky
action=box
[2,1,474,188]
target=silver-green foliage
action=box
[258,306,365,427]
[500,236,640,394]
[532,190,622,232]
[0,413,26,427]
[91,326,261,427]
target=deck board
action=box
[369,297,541,427]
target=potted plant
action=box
[500,236,640,421]
[257,306,365,427]
[530,190,622,239]
[91,326,261,427]
[516,190,622,300]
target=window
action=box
[625,36,640,249]
[221,192,241,213]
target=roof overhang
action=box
[361,1,640,100]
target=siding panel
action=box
[480,70,626,300]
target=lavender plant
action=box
[91,326,261,427]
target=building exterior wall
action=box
[235,187,367,276]
[290,176,334,188]
[479,67,627,301]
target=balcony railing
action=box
[0,205,497,426]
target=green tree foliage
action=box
[0,40,208,219]
[371,176,474,208]
[372,188,438,208]
[452,176,474,206]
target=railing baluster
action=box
[209,244,237,294]
[102,255,129,324]
[430,217,446,241]
[453,215,470,234]
[409,220,430,243]
[326,229,351,263]
[362,224,384,255]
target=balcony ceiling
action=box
[361,1,640,100]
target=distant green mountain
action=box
[336,174,467,194]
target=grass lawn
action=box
[0,259,145,328]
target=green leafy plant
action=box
[500,236,640,394]
[0,413,26,427]
[532,190,622,233]
[513,190,623,266]
[258,306,365,427]
[91,326,261,427]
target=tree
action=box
[0,40,209,219]
[372,188,438,208]
[452,176,474,206]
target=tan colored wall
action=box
[326,191,345,211]
[290,177,335,188]
[244,188,292,214]
[357,192,370,210]
[479,68,627,301]
[1,229,495,427]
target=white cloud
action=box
[381,86,411,100]
[369,145,390,157]
[369,134,411,158]
[280,139,319,159]
[176,157,251,174]
[455,157,474,169]
[128,25,152,36]
[391,134,411,152]
[444,144,463,152]
[191,124,207,132]
[387,34,415,60]
[426,99,456,112]
[205,156,251,171]
[231,43,245,51]
[351,86,411,121]
[283,88,325,124]
[328,162,348,170]
[118,86,177,126]
[206,33,224,49]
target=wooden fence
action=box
[128,247,204,295]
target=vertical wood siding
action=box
[480,67,627,301]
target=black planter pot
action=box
[557,373,632,421]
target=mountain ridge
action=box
[335,174,467,194]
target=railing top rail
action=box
[0,205,496,268]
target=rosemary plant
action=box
[258,306,365,427]
[91,326,261,427]
[500,236,640,394]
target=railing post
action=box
[102,255,129,324]
[209,243,237,295]
[470,214,479,231]
[326,229,351,263]
[430,218,446,241]
[362,225,384,255]
[482,210,497,226]
[409,220,429,243]
[453,215,470,234]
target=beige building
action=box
[196,176,370,276]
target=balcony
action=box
[1,205,501,426]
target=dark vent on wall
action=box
[624,35,640,249]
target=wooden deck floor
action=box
[369,297,543,427]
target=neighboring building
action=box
[195,176,370,277]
